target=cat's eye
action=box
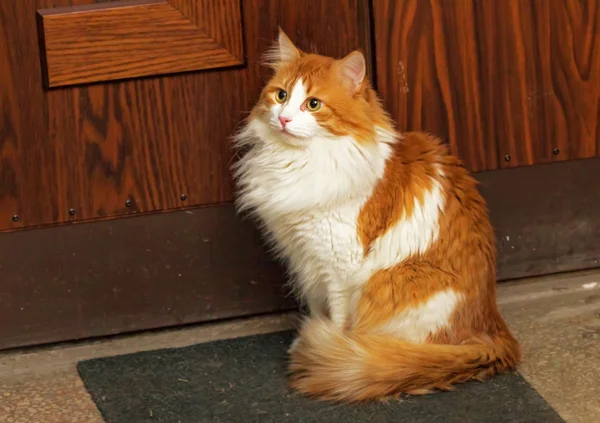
[306,98,321,111]
[275,89,287,103]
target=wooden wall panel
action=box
[0,0,371,231]
[1,0,242,230]
[373,0,600,171]
[373,0,497,172]
[37,0,244,87]
[0,0,374,349]
[475,0,600,168]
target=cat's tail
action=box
[288,318,521,402]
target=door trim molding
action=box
[36,0,245,88]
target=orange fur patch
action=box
[289,318,519,402]
[357,133,445,252]
[355,132,515,348]
[352,261,457,332]
[253,49,393,143]
[289,132,521,402]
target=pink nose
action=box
[278,116,292,128]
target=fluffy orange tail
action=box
[288,318,521,402]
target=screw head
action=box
[12,215,19,222]
[504,155,511,162]
[552,148,560,155]
[180,193,188,201]
[125,199,132,207]
[68,208,76,216]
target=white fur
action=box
[379,289,461,342]
[279,80,307,120]
[233,79,451,331]
[234,118,390,324]
[349,176,445,289]
[265,79,330,142]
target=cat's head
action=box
[247,29,391,147]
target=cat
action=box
[232,29,521,402]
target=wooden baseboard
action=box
[0,206,291,350]
[1,157,599,349]
[478,157,600,281]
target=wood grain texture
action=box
[37,0,244,87]
[475,0,600,168]
[373,0,600,171]
[373,0,495,172]
[0,0,370,231]
[1,0,242,230]
[240,0,374,110]
[0,0,372,348]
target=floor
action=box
[0,270,599,423]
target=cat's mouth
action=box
[278,131,309,147]
[260,119,310,148]
[279,129,306,144]
[281,128,306,139]
[270,125,310,147]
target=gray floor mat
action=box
[77,330,564,423]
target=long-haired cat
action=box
[232,29,521,402]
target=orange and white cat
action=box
[232,29,521,402]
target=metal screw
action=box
[552,148,560,155]
[12,215,19,222]
[68,208,76,216]
[125,199,132,207]
[180,193,187,201]
[504,155,511,162]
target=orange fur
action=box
[253,39,392,143]
[244,30,520,403]
[288,132,520,401]
[289,318,519,402]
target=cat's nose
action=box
[278,116,292,128]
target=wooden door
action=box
[0,0,372,349]
[372,0,600,279]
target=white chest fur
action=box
[233,120,392,318]
[265,199,366,290]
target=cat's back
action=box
[357,131,493,263]
[392,131,462,170]
[397,131,495,274]
[388,131,484,207]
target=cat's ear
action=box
[338,51,366,92]
[277,27,300,62]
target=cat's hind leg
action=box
[349,261,459,341]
